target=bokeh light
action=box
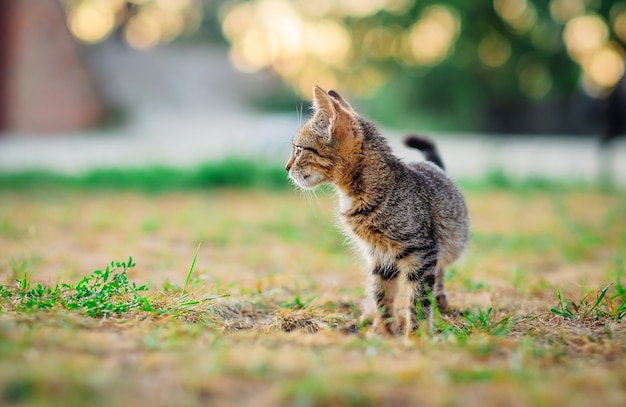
[363,26,403,60]
[549,0,585,24]
[494,0,537,34]
[563,15,609,61]
[583,43,626,94]
[478,32,512,67]
[125,13,161,49]
[65,0,200,49]
[60,0,626,104]
[613,10,626,43]
[68,0,119,43]
[405,5,461,66]
[220,0,452,96]
[563,13,626,96]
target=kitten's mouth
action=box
[290,171,323,190]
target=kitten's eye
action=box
[295,146,303,156]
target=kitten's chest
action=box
[336,189,353,213]
[335,191,400,254]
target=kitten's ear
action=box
[312,86,361,146]
[312,86,334,113]
[312,86,337,136]
[328,90,355,114]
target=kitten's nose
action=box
[285,162,291,172]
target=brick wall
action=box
[1,0,103,133]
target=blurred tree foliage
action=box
[365,0,579,129]
[62,0,626,132]
[218,0,626,132]
[358,0,625,131]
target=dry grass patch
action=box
[1,187,625,406]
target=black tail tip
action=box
[403,135,437,151]
[404,134,445,171]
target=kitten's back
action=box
[405,159,469,266]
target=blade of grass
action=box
[582,283,612,319]
[177,301,201,307]
[182,244,200,296]
[605,295,618,321]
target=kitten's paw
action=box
[404,319,436,337]
[396,313,407,335]
[370,317,395,337]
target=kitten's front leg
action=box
[368,263,400,335]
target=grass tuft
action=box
[550,282,626,322]
[1,257,152,317]
[269,307,346,333]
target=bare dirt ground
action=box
[1,187,625,406]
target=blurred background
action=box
[0,0,624,182]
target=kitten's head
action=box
[286,86,363,190]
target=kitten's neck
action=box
[334,131,398,213]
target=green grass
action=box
[551,282,626,322]
[0,158,288,192]
[0,161,619,194]
[1,187,625,406]
[1,257,154,316]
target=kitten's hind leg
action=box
[406,246,438,335]
[434,265,448,310]
[368,264,400,335]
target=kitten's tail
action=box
[404,135,445,171]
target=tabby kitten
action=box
[286,87,469,335]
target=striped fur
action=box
[286,87,469,335]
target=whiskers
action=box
[288,170,320,210]
[296,101,305,128]
[291,101,319,210]
[300,186,320,209]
